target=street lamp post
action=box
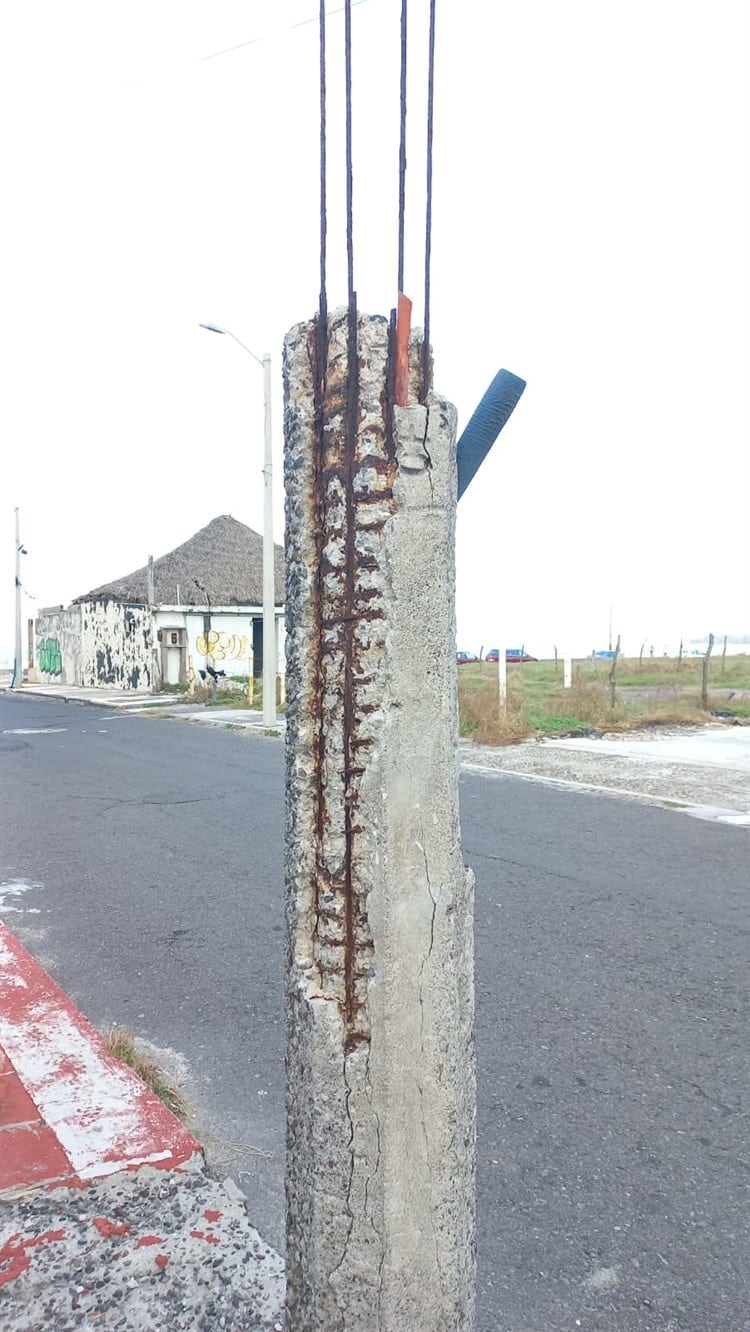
[12,508,26,690]
[199,323,277,727]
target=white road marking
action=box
[462,762,749,825]
[2,727,67,735]
[0,878,43,913]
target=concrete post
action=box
[262,351,277,728]
[498,646,507,710]
[563,657,572,689]
[13,508,23,689]
[284,310,475,1331]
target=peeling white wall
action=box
[35,601,286,690]
[36,602,154,690]
[35,606,82,686]
[79,601,155,690]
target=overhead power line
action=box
[195,0,368,66]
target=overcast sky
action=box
[2,0,748,663]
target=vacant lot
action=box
[458,654,750,745]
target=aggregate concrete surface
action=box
[0,1163,284,1332]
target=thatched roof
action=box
[75,515,285,607]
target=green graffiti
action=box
[39,637,62,675]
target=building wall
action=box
[80,601,155,689]
[35,602,286,690]
[154,607,286,678]
[36,601,155,690]
[36,606,82,686]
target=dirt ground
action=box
[460,723,750,826]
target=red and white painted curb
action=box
[0,923,201,1195]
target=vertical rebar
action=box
[319,0,328,327]
[397,0,408,296]
[344,0,355,309]
[422,0,437,400]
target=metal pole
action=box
[262,353,277,727]
[13,508,22,689]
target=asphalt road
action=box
[1,693,748,1332]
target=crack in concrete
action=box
[359,1042,386,1320]
[329,1048,357,1296]
[416,820,438,1047]
[364,1042,386,1323]
[421,405,435,505]
[414,1073,448,1327]
[412,820,450,1321]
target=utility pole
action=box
[284,311,475,1331]
[198,323,277,727]
[12,508,23,689]
[262,352,276,727]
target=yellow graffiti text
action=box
[196,631,249,662]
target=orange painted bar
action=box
[394,292,412,406]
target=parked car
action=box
[486,648,538,663]
[456,650,479,665]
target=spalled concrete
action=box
[283,310,475,1330]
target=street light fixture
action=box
[199,322,277,727]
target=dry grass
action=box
[458,676,529,746]
[104,1026,188,1120]
[190,682,249,706]
[458,669,737,747]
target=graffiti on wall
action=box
[39,638,62,675]
[196,631,249,662]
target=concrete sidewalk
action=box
[7,683,281,732]
[0,924,284,1330]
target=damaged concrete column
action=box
[284,309,475,1331]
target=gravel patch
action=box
[459,726,750,823]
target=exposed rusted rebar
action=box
[305,313,397,1048]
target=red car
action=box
[456,651,479,665]
[485,648,538,663]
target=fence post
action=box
[608,634,621,709]
[498,646,507,710]
[283,311,475,1331]
[701,633,714,709]
[563,657,572,689]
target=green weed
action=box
[104,1027,188,1120]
